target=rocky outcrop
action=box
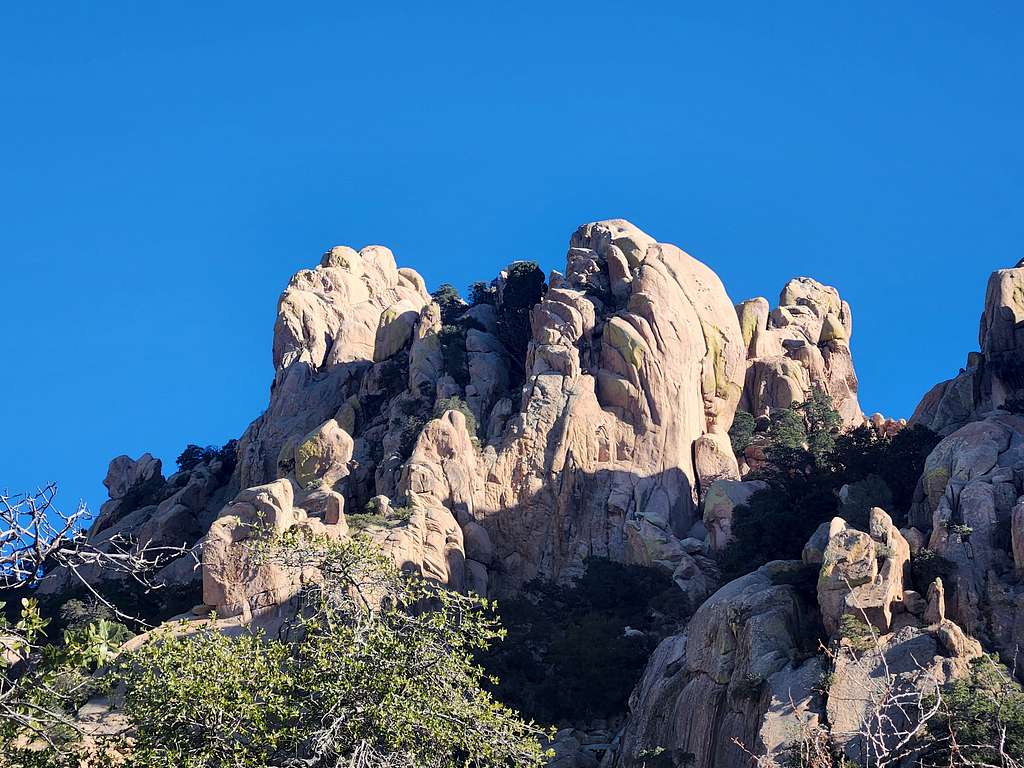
[618,561,824,768]
[912,259,1024,435]
[737,278,863,427]
[817,508,910,636]
[38,451,236,611]
[195,220,750,598]
[899,412,1024,667]
[472,220,747,592]
[237,244,431,490]
[825,625,976,764]
[619,501,985,768]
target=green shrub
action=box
[729,410,756,455]
[438,324,469,386]
[832,424,940,526]
[395,413,427,460]
[469,280,497,306]
[920,655,1024,765]
[175,440,237,473]
[767,408,807,451]
[838,474,893,531]
[838,614,876,652]
[720,449,837,580]
[796,387,842,461]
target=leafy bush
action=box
[347,499,414,532]
[469,280,497,306]
[838,614,876,652]
[832,424,940,525]
[118,536,549,768]
[729,410,756,455]
[796,387,842,461]
[719,446,838,581]
[0,597,127,764]
[480,559,687,724]
[395,413,427,460]
[719,395,940,580]
[767,408,807,451]
[911,548,956,593]
[838,474,893,531]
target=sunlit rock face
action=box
[737,276,863,428]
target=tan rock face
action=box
[472,220,746,592]
[207,219,749,600]
[202,479,349,619]
[816,508,910,636]
[238,244,430,489]
[737,277,863,427]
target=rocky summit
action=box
[31,220,1024,767]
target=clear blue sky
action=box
[2,2,1022,515]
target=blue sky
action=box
[2,2,1022,514]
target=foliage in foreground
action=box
[117,534,549,768]
[1,597,129,768]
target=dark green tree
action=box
[796,386,842,461]
[729,410,756,455]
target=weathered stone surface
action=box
[202,480,303,618]
[802,519,842,566]
[693,433,740,496]
[924,578,946,625]
[103,453,163,501]
[738,277,863,427]
[371,409,480,592]
[1012,496,1024,571]
[293,418,353,491]
[826,626,973,764]
[817,509,909,636]
[241,243,430,488]
[473,220,746,592]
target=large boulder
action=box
[201,479,347,619]
[825,625,975,764]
